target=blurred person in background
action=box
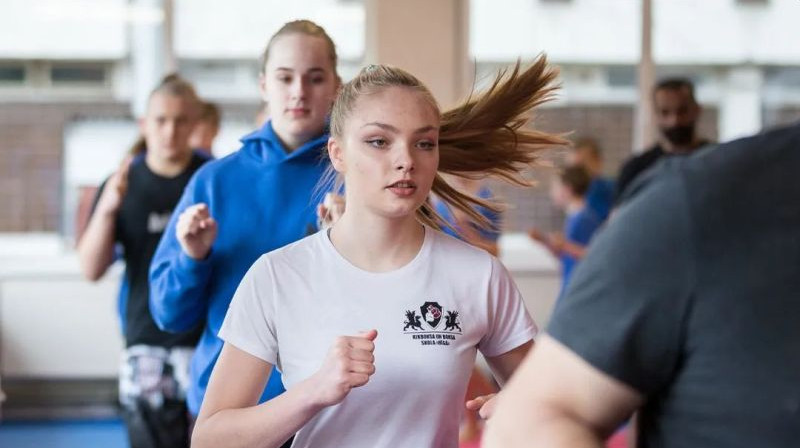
[529,166,601,296]
[616,78,710,200]
[433,174,501,256]
[77,74,212,448]
[568,137,614,222]
[189,101,221,156]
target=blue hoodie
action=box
[149,121,330,415]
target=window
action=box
[607,66,636,88]
[51,64,107,85]
[0,64,25,84]
[765,67,800,88]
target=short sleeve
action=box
[478,257,538,357]
[548,164,695,396]
[218,256,279,365]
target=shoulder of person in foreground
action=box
[483,157,690,447]
[483,123,800,447]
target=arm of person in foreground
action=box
[482,335,642,448]
[192,330,378,448]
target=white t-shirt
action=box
[219,227,536,448]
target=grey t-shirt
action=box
[548,123,800,448]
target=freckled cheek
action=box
[419,158,439,182]
[349,161,379,186]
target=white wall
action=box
[174,0,364,61]
[0,234,124,378]
[470,0,800,65]
[655,0,800,65]
[472,0,640,63]
[0,0,128,59]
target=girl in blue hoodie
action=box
[148,20,340,421]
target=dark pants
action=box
[122,399,190,448]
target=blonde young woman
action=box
[193,59,564,448]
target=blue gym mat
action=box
[0,418,127,448]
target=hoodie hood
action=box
[239,120,329,165]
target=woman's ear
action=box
[258,73,269,104]
[328,137,345,173]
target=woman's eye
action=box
[418,140,436,150]
[311,76,326,84]
[366,138,387,148]
[277,76,291,83]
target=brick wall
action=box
[0,102,130,231]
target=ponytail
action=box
[329,55,567,231]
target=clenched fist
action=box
[305,330,378,408]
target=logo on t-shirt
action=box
[147,211,172,233]
[421,301,443,328]
[403,301,462,346]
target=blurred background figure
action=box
[433,174,502,256]
[188,101,221,156]
[529,166,601,295]
[616,78,711,200]
[76,74,211,448]
[568,137,614,223]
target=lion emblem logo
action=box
[444,311,461,331]
[403,310,424,331]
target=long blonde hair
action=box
[328,56,566,229]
